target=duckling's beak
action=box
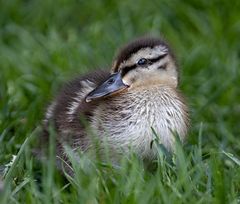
[85,72,129,102]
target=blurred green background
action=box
[0,0,240,202]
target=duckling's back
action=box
[42,70,110,158]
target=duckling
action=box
[43,37,189,170]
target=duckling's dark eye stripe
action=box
[121,64,137,77]
[121,53,167,76]
[149,53,168,63]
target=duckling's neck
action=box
[90,85,189,160]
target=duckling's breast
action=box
[90,85,189,160]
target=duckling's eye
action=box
[137,58,147,66]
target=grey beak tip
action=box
[85,72,127,102]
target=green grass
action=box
[0,0,240,203]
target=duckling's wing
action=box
[41,69,110,161]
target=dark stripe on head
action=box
[112,37,173,73]
[157,63,167,70]
[121,64,137,77]
[121,53,168,77]
[149,53,168,63]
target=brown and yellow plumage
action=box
[42,37,189,173]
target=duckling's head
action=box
[112,37,178,88]
[86,37,178,102]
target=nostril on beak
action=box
[107,78,115,85]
